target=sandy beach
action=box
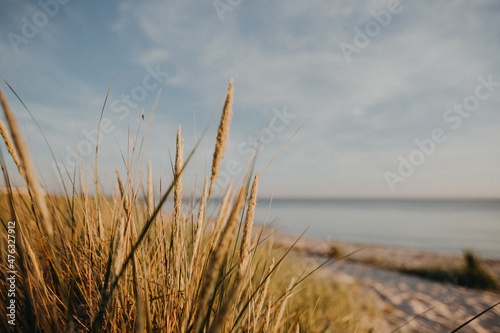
[265,227,500,332]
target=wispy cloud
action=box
[1,0,499,198]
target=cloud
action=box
[84,1,500,197]
[138,48,169,66]
[1,0,499,198]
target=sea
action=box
[248,198,500,260]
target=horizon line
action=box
[2,187,499,201]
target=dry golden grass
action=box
[0,82,379,333]
[209,79,233,200]
[270,251,384,333]
[0,86,52,238]
[0,118,22,178]
[239,173,259,278]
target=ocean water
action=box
[249,198,500,259]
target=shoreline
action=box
[262,226,500,331]
[260,225,500,281]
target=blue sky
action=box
[0,0,499,198]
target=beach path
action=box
[268,229,500,332]
[329,260,500,332]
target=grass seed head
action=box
[209,79,233,199]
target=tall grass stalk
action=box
[0,87,52,238]
[208,80,233,200]
[0,118,23,177]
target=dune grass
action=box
[349,247,499,292]
[269,251,384,333]
[398,250,500,292]
[0,81,383,332]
